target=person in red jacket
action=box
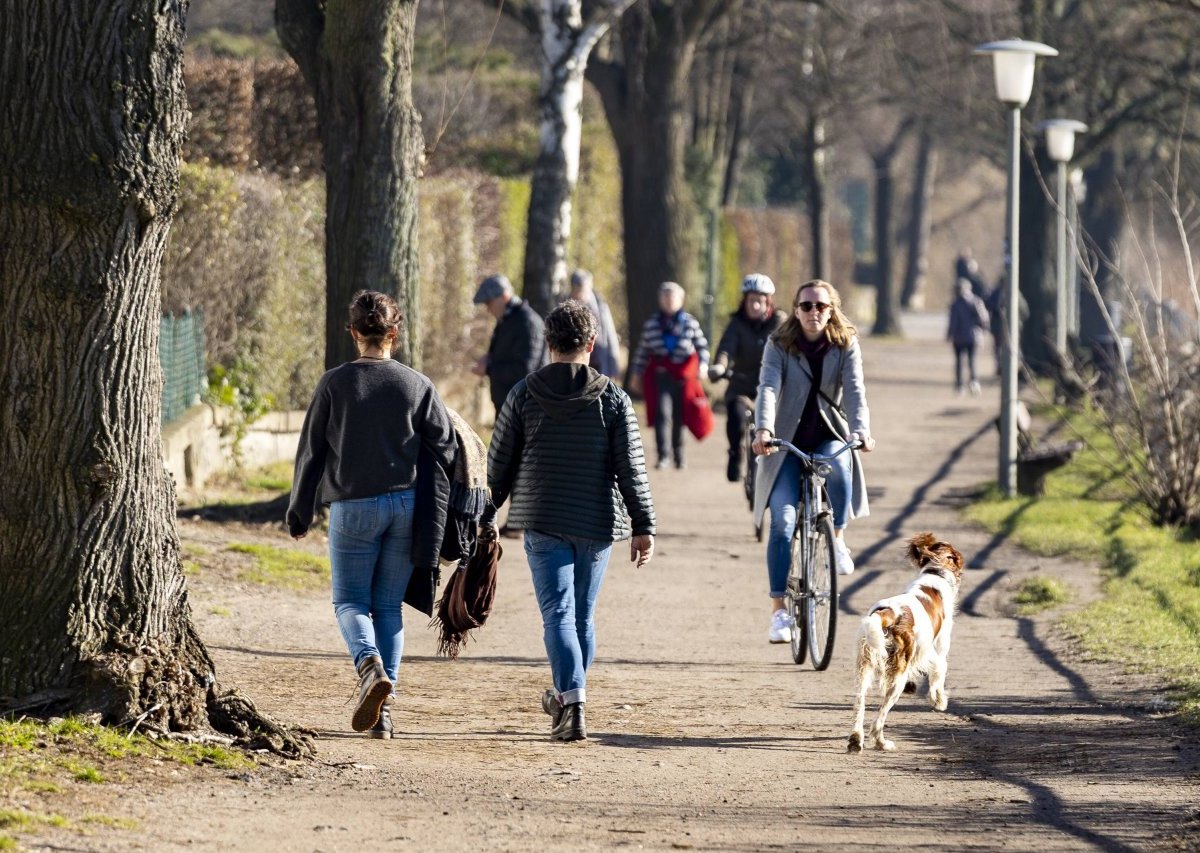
[628,282,710,470]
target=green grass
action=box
[966,410,1200,723]
[242,460,293,492]
[1,716,252,846]
[1015,576,1071,614]
[227,542,330,591]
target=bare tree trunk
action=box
[1018,142,1056,374]
[901,129,937,310]
[0,0,211,726]
[1078,149,1127,347]
[721,74,755,207]
[803,113,831,282]
[277,0,424,370]
[871,150,903,336]
[521,0,633,316]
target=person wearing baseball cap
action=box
[709,273,787,482]
[471,274,547,418]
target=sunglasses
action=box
[797,301,830,313]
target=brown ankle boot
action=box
[368,694,394,740]
[549,702,586,741]
[352,655,393,732]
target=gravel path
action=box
[100,312,1199,851]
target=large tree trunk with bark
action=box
[276,0,424,370]
[901,130,937,310]
[587,0,721,340]
[0,0,202,726]
[0,0,310,757]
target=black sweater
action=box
[287,359,457,537]
[487,362,656,540]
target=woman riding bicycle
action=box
[751,279,875,645]
[709,273,788,483]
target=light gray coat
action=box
[752,337,871,528]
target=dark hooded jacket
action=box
[713,309,787,401]
[487,362,656,540]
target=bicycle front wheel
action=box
[806,515,839,670]
[786,530,807,665]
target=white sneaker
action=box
[969,380,982,396]
[834,540,856,576]
[768,608,792,644]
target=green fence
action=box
[160,310,207,424]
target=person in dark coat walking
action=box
[287,290,457,739]
[947,278,989,395]
[569,268,621,379]
[709,273,787,482]
[486,300,656,742]
[471,274,547,417]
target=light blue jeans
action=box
[766,442,852,598]
[524,529,614,706]
[328,489,416,682]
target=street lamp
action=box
[1038,118,1088,355]
[974,38,1058,498]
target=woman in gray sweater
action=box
[287,290,457,739]
[487,301,656,741]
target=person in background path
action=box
[471,274,547,418]
[710,273,787,482]
[752,279,875,645]
[947,277,989,396]
[955,249,988,300]
[628,282,710,470]
[985,274,1029,378]
[569,268,621,379]
[287,290,457,739]
[486,300,656,742]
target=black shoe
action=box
[541,689,564,727]
[726,456,741,482]
[352,655,393,733]
[369,695,394,739]
[550,702,586,741]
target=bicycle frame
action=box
[767,437,859,536]
[766,437,859,668]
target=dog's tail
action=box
[861,607,890,663]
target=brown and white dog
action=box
[848,532,965,753]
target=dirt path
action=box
[85,314,1200,850]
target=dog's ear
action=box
[907,532,938,566]
[940,544,965,575]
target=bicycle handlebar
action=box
[765,437,861,463]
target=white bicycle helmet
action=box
[741,273,775,296]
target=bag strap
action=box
[793,349,847,420]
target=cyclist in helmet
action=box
[709,273,787,482]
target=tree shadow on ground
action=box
[177,493,290,525]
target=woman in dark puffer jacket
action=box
[487,301,657,741]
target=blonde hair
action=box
[772,279,858,353]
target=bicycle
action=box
[765,437,860,670]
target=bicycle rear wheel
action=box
[786,531,807,664]
[806,515,839,670]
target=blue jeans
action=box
[328,489,416,682]
[524,529,614,705]
[766,442,852,598]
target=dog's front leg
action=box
[928,626,953,711]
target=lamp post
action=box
[1037,118,1088,355]
[974,38,1057,498]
